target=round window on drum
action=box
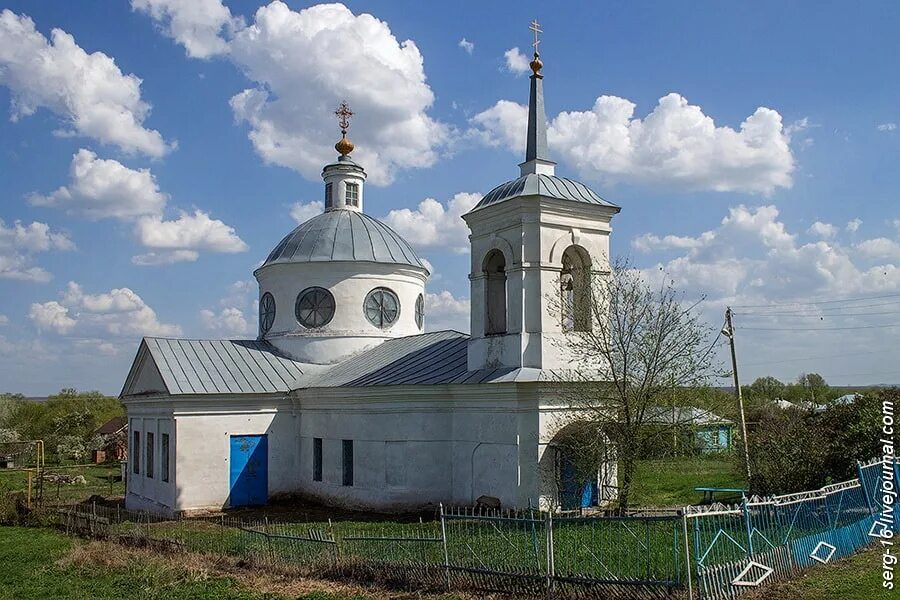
[364,287,400,329]
[295,287,336,328]
[415,293,425,330]
[259,292,276,334]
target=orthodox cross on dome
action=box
[334,101,355,156]
[530,19,542,55]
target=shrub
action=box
[745,388,891,495]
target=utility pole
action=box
[724,307,752,484]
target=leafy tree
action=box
[797,372,830,403]
[0,389,123,462]
[547,257,724,509]
[745,376,786,405]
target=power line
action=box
[737,323,900,331]
[738,309,900,319]
[731,292,900,310]
[735,299,900,315]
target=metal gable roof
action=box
[129,338,307,396]
[301,330,471,388]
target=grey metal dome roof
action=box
[472,173,620,211]
[261,209,428,272]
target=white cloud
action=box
[503,47,530,76]
[633,233,711,253]
[29,149,167,220]
[471,93,795,195]
[0,219,74,282]
[877,122,897,132]
[134,210,248,260]
[0,10,171,157]
[29,300,77,334]
[130,0,243,59]
[425,290,469,332]
[636,204,900,303]
[0,314,7,326]
[227,2,448,186]
[383,192,481,254]
[30,281,181,338]
[855,238,900,261]
[26,148,246,263]
[807,221,837,239]
[200,307,252,337]
[846,218,862,232]
[289,200,323,225]
[131,250,200,265]
[458,38,474,54]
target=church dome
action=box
[261,210,428,273]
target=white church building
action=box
[121,47,621,516]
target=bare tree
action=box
[548,256,723,510]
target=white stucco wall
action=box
[122,384,616,515]
[126,412,176,514]
[255,262,427,364]
[293,384,545,510]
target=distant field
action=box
[630,455,745,507]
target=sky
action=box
[0,0,899,395]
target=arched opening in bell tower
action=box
[483,249,507,335]
[560,245,592,332]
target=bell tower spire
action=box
[519,20,556,177]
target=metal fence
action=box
[684,458,897,599]
[30,457,898,599]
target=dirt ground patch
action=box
[60,538,487,600]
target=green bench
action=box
[694,487,747,504]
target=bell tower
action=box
[463,23,621,372]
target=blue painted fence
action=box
[686,458,898,599]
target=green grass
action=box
[0,526,392,600]
[630,456,746,507]
[745,546,887,599]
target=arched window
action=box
[483,250,507,335]
[561,246,591,332]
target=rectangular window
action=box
[325,182,333,208]
[132,430,140,475]
[146,432,154,479]
[161,433,170,483]
[342,439,353,487]
[313,438,322,482]
[345,182,359,207]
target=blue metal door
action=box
[229,435,268,507]
[559,452,597,510]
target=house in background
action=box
[647,407,734,454]
[93,416,127,464]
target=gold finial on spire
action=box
[334,101,355,156]
[529,19,543,75]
